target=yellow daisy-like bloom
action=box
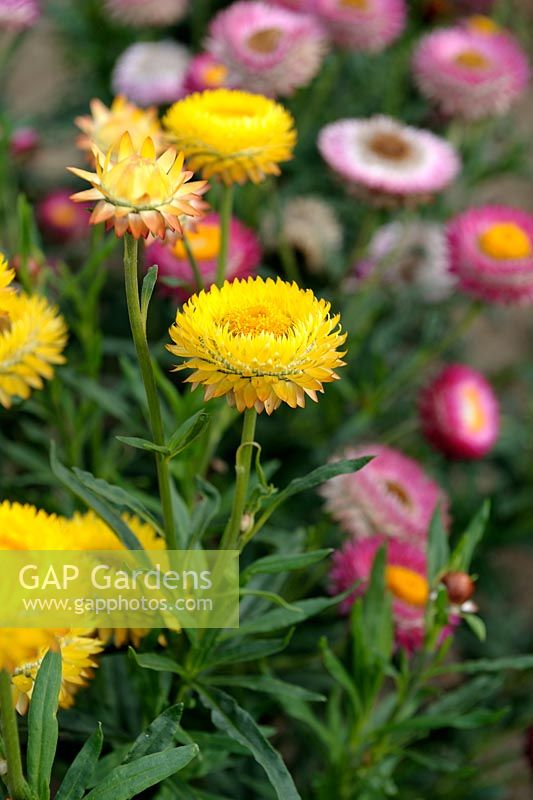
[69,132,208,240]
[0,256,67,409]
[167,276,346,415]
[164,89,296,185]
[75,96,166,158]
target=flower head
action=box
[412,26,529,119]
[207,1,327,97]
[68,132,207,240]
[321,444,448,546]
[0,0,39,31]
[330,537,433,652]
[318,115,460,207]
[164,88,296,184]
[419,364,500,459]
[447,205,533,304]
[167,276,346,414]
[37,189,90,242]
[146,212,261,301]
[104,0,189,27]
[112,41,191,107]
[313,0,407,52]
[10,126,39,159]
[0,256,67,408]
[184,53,230,94]
[75,96,165,158]
[353,220,455,301]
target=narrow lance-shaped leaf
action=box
[55,724,104,800]
[27,649,63,800]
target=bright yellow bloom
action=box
[0,256,67,409]
[164,89,296,185]
[76,96,166,158]
[167,276,346,414]
[69,132,208,239]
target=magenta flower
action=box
[10,127,39,158]
[145,212,261,302]
[447,206,533,305]
[413,26,529,119]
[37,190,90,242]
[103,0,189,27]
[313,0,406,52]
[330,536,432,652]
[183,53,230,94]
[207,1,327,97]
[0,0,39,31]
[321,444,448,547]
[318,115,460,207]
[419,364,500,460]
[112,41,190,106]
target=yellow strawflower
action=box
[164,89,296,185]
[0,255,67,409]
[167,276,346,415]
[75,95,166,158]
[69,132,208,239]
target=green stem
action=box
[279,237,302,285]
[182,232,204,292]
[215,184,234,287]
[221,407,257,550]
[123,233,177,549]
[0,670,30,800]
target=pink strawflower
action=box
[313,0,406,52]
[353,220,455,301]
[330,536,431,652]
[269,0,313,9]
[183,53,230,94]
[10,127,39,158]
[447,206,533,305]
[318,115,460,207]
[112,41,190,106]
[207,1,327,97]
[0,0,39,30]
[37,190,89,242]
[145,212,261,302]
[103,0,189,27]
[413,26,529,119]
[419,364,500,460]
[321,444,448,547]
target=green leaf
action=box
[319,638,361,714]
[207,675,325,703]
[430,654,533,676]
[71,468,165,537]
[56,725,104,800]
[239,589,300,612]
[50,443,142,550]
[463,613,487,642]
[188,478,220,549]
[385,708,505,735]
[129,649,186,678]
[204,631,293,669]
[124,705,184,763]
[84,746,199,800]
[196,685,301,800]
[116,436,170,456]
[141,265,158,329]
[27,650,63,800]
[428,506,450,584]
[241,549,332,584]
[451,501,490,572]
[167,410,210,459]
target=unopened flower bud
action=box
[441,571,475,604]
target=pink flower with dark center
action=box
[207,1,327,97]
[145,212,261,301]
[321,443,448,547]
[313,0,406,52]
[412,26,529,119]
[419,364,500,459]
[447,205,533,305]
[318,115,460,207]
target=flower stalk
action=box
[221,407,257,550]
[0,670,30,800]
[216,184,234,286]
[123,232,177,549]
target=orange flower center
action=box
[454,49,491,69]
[247,27,283,54]
[50,202,78,228]
[386,565,429,607]
[340,0,368,8]
[203,63,229,87]
[384,480,412,508]
[224,304,293,337]
[460,384,487,434]
[466,15,501,35]
[369,132,412,161]
[478,222,532,260]
[174,224,221,261]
